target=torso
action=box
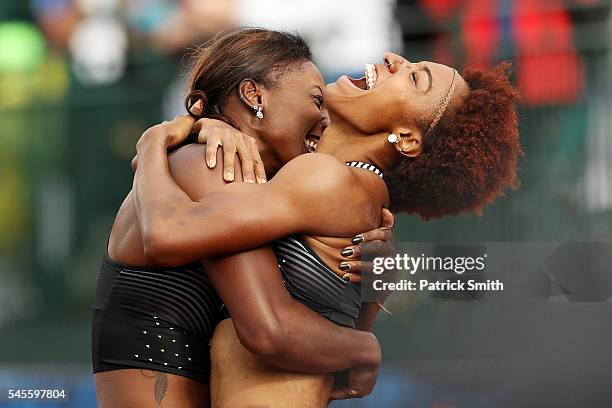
[211,319,333,408]
[99,144,386,407]
[272,234,360,327]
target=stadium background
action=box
[1,0,611,406]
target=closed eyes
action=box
[412,67,432,93]
[313,94,324,109]
[315,95,323,109]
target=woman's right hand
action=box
[330,364,380,401]
[329,337,381,401]
[194,118,267,184]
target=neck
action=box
[315,123,401,172]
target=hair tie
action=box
[185,90,207,119]
[376,301,392,315]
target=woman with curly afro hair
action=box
[131,51,521,407]
[385,60,522,219]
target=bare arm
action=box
[134,119,368,266]
[356,303,382,332]
[204,249,380,374]
[167,144,380,376]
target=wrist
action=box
[137,128,169,152]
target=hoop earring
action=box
[253,105,264,119]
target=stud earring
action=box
[253,105,264,119]
[387,133,398,143]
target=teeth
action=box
[304,139,318,152]
[365,64,377,90]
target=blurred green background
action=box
[0,0,611,406]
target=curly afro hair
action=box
[385,61,522,220]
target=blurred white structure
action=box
[584,6,612,212]
[70,0,127,85]
[236,0,402,77]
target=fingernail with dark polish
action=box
[341,248,353,257]
[342,274,351,282]
[339,262,350,271]
[352,236,364,244]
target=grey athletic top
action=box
[271,161,383,328]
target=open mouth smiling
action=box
[345,63,378,91]
[308,64,379,153]
[304,134,320,152]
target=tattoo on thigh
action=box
[139,369,169,405]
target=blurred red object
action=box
[462,0,501,70]
[513,0,585,105]
[420,0,462,21]
[420,0,586,105]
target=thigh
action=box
[95,369,210,408]
[210,319,333,408]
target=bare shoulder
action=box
[168,144,241,200]
[274,153,356,193]
[271,153,377,234]
[285,153,351,172]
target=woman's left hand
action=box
[131,115,267,184]
[338,208,395,283]
[194,118,266,184]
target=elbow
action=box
[234,317,286,359]
[142,227,178,266]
